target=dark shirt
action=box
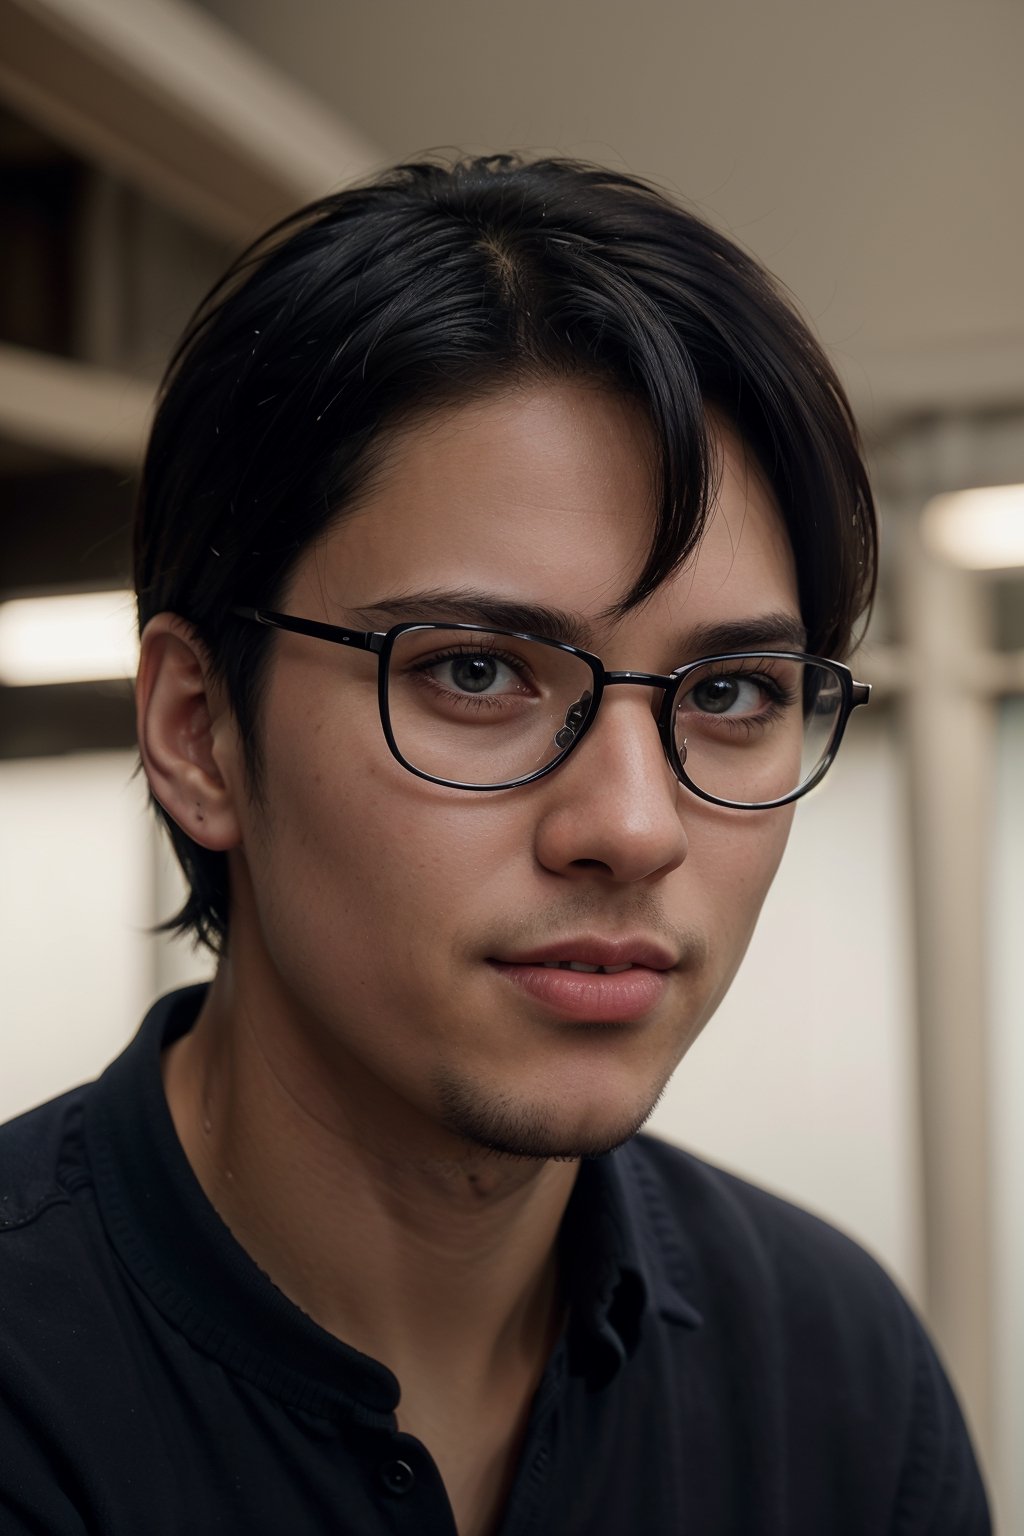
[0,987,990,1534]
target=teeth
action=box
[540,961,634,974]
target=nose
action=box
[532,689,688,883]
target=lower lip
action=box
[489,962,669,1022]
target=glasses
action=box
[231,607,870,809]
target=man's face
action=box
[224,380,799,1160]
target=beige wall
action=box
[991,699,1024,1526]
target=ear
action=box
[136,614,243,852]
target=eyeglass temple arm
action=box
[230,606,386,654]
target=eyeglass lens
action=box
[385,627,843,802]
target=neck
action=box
[162,960,577,1393]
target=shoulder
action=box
[0,1086,91,1233]
[0,1090,136,1533]
[0,1086,113,1358]
[624,1135,991,1532]
[627,1130,905,1310]
[624,1133,926,1415]
[0,1082,168,1497]
[0,1083,116,1368]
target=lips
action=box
[492,937,677,972]
[488,936,675,1022]
[539,960,633,974]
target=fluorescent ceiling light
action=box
[0,590,139,686]
[922,484,1024,570]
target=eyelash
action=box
[409,644,536,702]
[683,669,799,730]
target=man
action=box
[0,156,989,1533]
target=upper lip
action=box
[492,937,677,971]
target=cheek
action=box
[233,697,381,940]
[250,724,526,952]
[679,808,794,1030]
[691,805,794,939]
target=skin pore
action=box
[140,379,799,1536]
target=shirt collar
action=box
[560,1140,704,1388]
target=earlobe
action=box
[136,614,243,852]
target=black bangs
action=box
[135,153,877,952]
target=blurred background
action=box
[0,0,1021,1523]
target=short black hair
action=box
[135,153,877,955]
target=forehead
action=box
[290,380,799,648]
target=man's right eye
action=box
[416,649,532,699]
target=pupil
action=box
[697,678,738,713]
[452,656,498,693]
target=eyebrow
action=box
[682,614,809,656]
[350,590,808,658]
[350,590,594,648]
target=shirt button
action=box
[380,1459,415,1495]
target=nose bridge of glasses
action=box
[601,669,676,690]
[599,669,677,732]
[577,669,680,777]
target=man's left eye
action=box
[689,676,763,714]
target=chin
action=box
[434,1072,665,1162]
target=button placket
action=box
[379,1458,415,1495]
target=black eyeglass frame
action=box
[231,605,871,809]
